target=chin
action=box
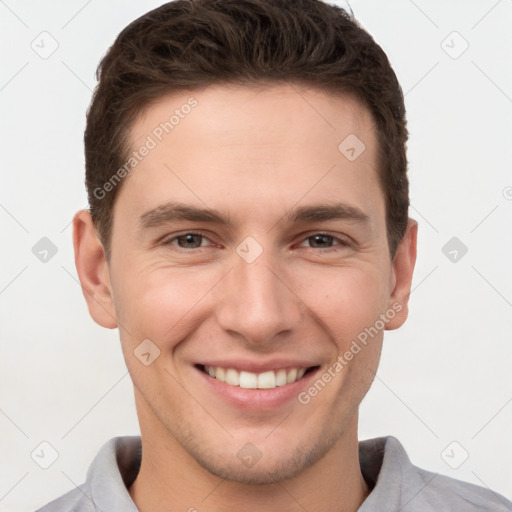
[183,429,340,485]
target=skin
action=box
[73,83,417,512]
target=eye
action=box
[299,233,349,249]
[163,232,210,249]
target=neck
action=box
[129,403,369,512]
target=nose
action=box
[215,249,303,346]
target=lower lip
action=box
[195,366,320,411]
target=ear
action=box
[385,218,418,330]
[72,209,117,329]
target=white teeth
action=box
[257,370,276,389]
[203,365,310,389]
[225,368,240,386]
[239,371,258,389]
[275,369,287,386]
[216,367,226,383]
[286,368,297,384]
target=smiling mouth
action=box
[197,364,319,390]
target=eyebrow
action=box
[284,203,369,225]
[137,201,370,231]
[138,202,232,230]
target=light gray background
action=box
[1,0,511,510]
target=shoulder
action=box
[389,436,512,511]
[409,463,512,511]
[359,436,512,511]
[33,436,141,512]
[34,487,94,512]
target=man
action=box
[36,0,512,510]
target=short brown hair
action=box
[85,0,409,260]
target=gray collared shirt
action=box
[35,435,512,511]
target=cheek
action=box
[292,264,388,344]
[295,266,387,408]
[112,262,221,348]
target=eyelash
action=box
[161,231,351,251]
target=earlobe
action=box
[385,219,418,331]
[73,210,118,329]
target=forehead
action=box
[129,82,377,160]
[116,83,383,229]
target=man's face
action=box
[82,83,415,484]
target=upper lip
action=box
[196,359,319,373]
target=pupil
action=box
[178,234,202,248]
[312,234,332,247]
